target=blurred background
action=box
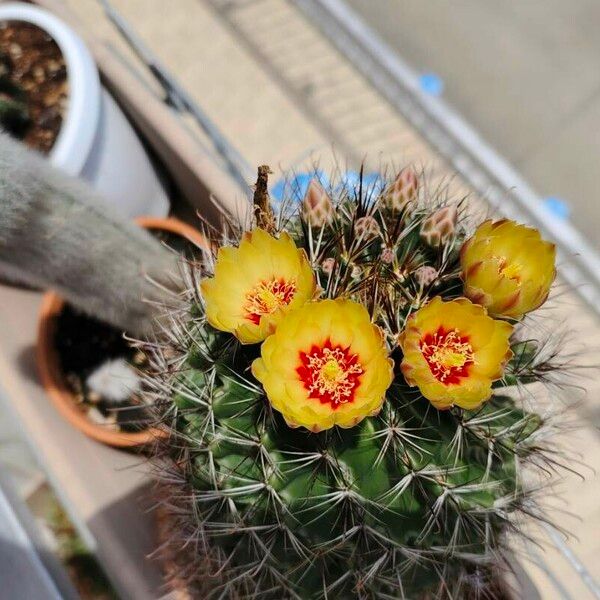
[349,0,600,247]
[0,1,598,599]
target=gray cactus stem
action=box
[0,132,183,335]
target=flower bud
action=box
[414,265,438,287]
[382,168,418,212]
[421,205,457,248]
[321,257,336,275]
[302,180,334,227]
[355,215,381,239]
[381,247,395,264]
[460,219,556,318]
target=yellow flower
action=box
[399,297,513,410]
[460,219,556,318]
[252,299,394,432]
[200,229,316,344]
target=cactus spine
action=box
[149,165,566,598]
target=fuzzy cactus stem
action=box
[0,133,182,335]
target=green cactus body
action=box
[169,326,541,598]
[154,167,563,599]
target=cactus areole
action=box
[148,166,564,598]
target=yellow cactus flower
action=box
[252,299,394,432]
[399,297,513,410]
[200,229,316,344]
[460,219,556,318]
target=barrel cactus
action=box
[148,165,565,598]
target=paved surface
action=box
[0,391,44,498]
[345,0,600,249]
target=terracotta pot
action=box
[36,216,207,448]
[135,215,207,247]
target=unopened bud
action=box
[321,257,336,275]
[355,215,380,239]
[302,180,334,227]
[381,247,395,264]
[420,205,457,248]
[382,168,418,212]
[414,265,438,287]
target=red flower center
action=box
[244,278,297,324]
[420,326,474,384]
[297,340,363,409]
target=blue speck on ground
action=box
[543,196,571,220]
[419,72,444,96]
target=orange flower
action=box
[399,297,513,410]
[200,229,316,344]
[461,219,556,318]
[252,299,393,431]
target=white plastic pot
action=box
[0,3,169,218]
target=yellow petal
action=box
[399,297,512,410]
[200,229,316,343]
[461,219,556,318]
[253,299,393,431]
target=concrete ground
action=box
[0,392,44,498]
[346,0,600,249]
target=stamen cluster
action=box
[297,341,364,408]
[420,327,474,384]
[243,277,297,324]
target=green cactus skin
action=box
[149,166,566,599]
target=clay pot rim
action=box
[36,216,207,448]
